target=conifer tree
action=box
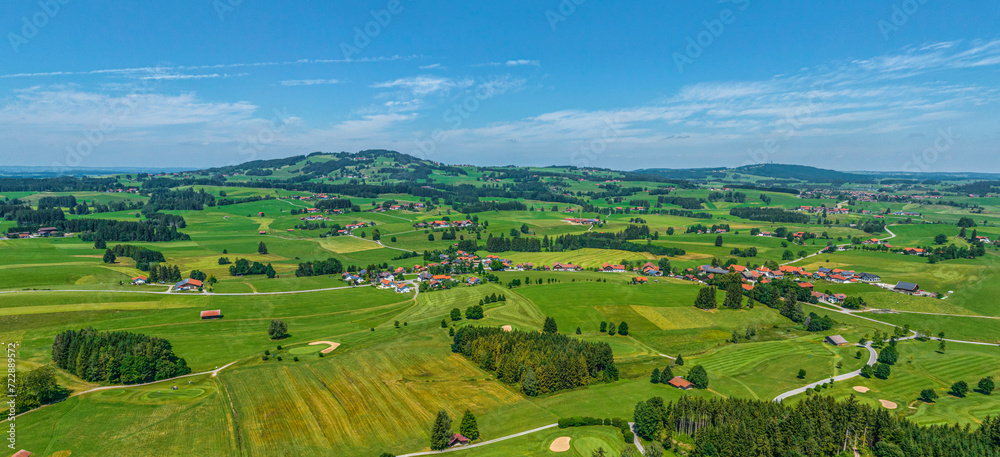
[429,410,453,450]
[459,410,480,440]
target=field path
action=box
[780,225,896,266]
[397,423,558,457]
[5,360,239,421]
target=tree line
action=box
[633,394,1000,457]
[51,328,191,385]
[294,257,344,277]
[730,206,811,224]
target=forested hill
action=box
[636,164,875,184]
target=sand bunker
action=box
[853,386,870,393]
[879,399,897,409]
[549,437,571,452]
[308,341,341,354]
[501,325,513,332]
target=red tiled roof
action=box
[668,376,693,389]
[200,310,221,318]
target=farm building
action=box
[175,278,203,291]
[11,451,32,457]
[131,276,147,285]
[894,282,920,294]
[200,310,222,319]
[448,434,471,447]
[824,335,850,346]
[36,227,59,237]
[667,376,693,390]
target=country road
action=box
[780,226,896,266]
[773,342,878,402]
[396,424,559,457]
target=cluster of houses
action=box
[563,217,601,225]
[371,202,424,212]
[685,263,930,301]
[2,227,70,239]
[412,220,474,229]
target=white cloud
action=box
[279,79,341,86]
[371,75,473,96]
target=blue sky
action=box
[1,1,998,172]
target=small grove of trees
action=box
[268,319,288,340]
[294,257,343,277]
[451,326,617,395]
[51,328,191,384]
[11,366,69,414]
[694,286,718,309]
[229,258,277,278]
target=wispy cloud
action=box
[371,75,473,96]
[0,55,422,79]
[279,79,341,86]
[419,63,442,70]
[474,59,541,67]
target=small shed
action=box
[667,376,694,390]
[894,282,919,293]
[12,451,32,457]
[825,335,849,346]
[448,433,471,447]
[200,310,222,319]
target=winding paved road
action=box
[773,342,877,402]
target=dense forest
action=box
[51,328,191,384]
[730,207,812,224]
[451,326,618,395]
[633,394,1000,457]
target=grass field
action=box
[4,173,1000,456]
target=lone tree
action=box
[650,368,661,384]
[797,369,807,379]
[715,235,724,247]
[459,410,480,441]
[102,249,116,264]
[934,234,948,244]
[919,389,939,403]
[618,321,629,336]
[429,410,453,450]
[688,365,710,389]
[979,376,995,395]
[268,319,288,340]
[724,282,744,310]
[542,317,558,334]
[877,345,899,365]
[874,363,891,380]
[660,365,673,382]
[258,241,268,255]
[675,354,684,366]
[450,308,462,321]
[950,380,969,397]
